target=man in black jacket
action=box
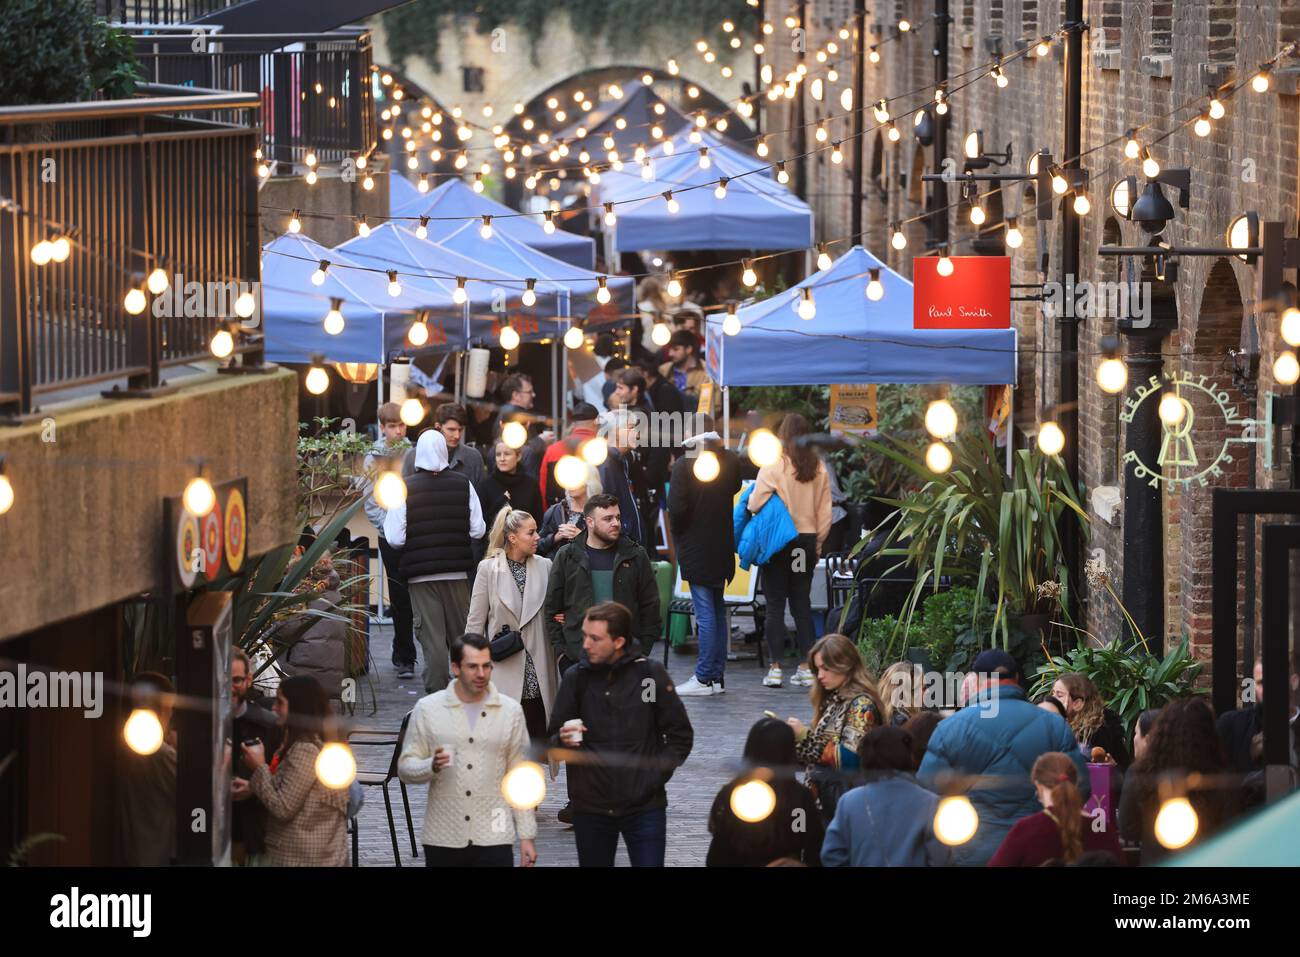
[548,601,693,867]
[230,649,281,863]
[544,494,662,670]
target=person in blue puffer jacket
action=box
[917,649,1090,866]
[733,482,798,571]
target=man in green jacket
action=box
[545,493,662,671]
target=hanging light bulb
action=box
[775,162,790,184]
[473,173,485,193]
[693,450,720,482]
[407,320,429,346]
[234,289,257,318]
[934,796,979,845]
[1252,65,1272,93]
[501,421,528,450]
[1005,217,1024,249]
[796,288,816,320]
[1097,357,1127,394]
[970,202,987,226]
[891,224,907,250]
[183,473,216,516]
[210,327,235,359]
[603,202,617,226]
[1281,307,1300,347]
[323,298,345,335]
[741,259,758,287]
[816,244,833,272]
[866,268,884,302]
[288,209,302,233]
[730,778,776,822]
[499,325,521,350]
[664,191,679,214]
[522,278,538,308]
[362,174,375,191]
[356,216,371,237]
[305,167,317,186]
[814,121,828,144]
[873,99,890,123]
[1158,390,1187,425]
[887,121,901,143]
[124,287,147,315]
[1274,351,1300,385]
[453,277,468,305]
[555,454,588,491]
[830,141,843,164]
[1124,129,1141,160]
[596,277,611,305]
[934,89,948,115]
[651,322,672,346]
[543,211,556,234]
[374,470,408,509]
[667,273,683,299]
[315,742,357,789]
[714,177,729,200]
[311,260,329,286]
[723,303,741,336]
[747,428,781,467]
[124,709,164,755]
[1073,188,1092,215]
[936,254,955,277]
[1194,113,1212,137]
[305,360,330,395]
[869,46,880,64]
[479,215,493,239]
[925,441,953,473]
[30,239,54,265]
[146,267,170,295]
[1209,97,1226,120]
[1036,38,1051,56]
[698,147,711,169]
[1037,421,1066,456]
[1154,797,1199,849]
[924,399,959,439]
[416,216,429,240]
[991,65,1008,88]
[1142,147,1161,179]
[563,324,584,350]
[1051,166,1069,194]
[386,271,402,298]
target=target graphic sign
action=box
[166,477,249,591]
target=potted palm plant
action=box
[852,430,1089,652]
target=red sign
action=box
[913,256,1011,329]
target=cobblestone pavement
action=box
[350,624,813,867]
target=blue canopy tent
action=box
[261,233,468,363]
[435,218,636,330]
[704,245,1018,387]
[552,84,694,160]
[597,129,812,252]
[335,222,568,346]
[390,177,596,270]
[387,171,426,217]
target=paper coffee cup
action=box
[441,746,455,766]
[562,719,583,743]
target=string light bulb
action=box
[356,216,370,237]
[1275,351,1300,385]
[453,277,468,305]
[816,244,833,271]
[210,327,235,359]
[991,65,1008,88]
[604,202,617,225]
[1035,39,1051,57]
[473,173,485,193]
[315,742,357,789]
[324,298,345,335]
[1158,390,1187,426]
[775,162,790,184]
[499,325,521,350]
[830,141,843,164]
[416,216,429,239]
[124,287,147,315]
[1142,148,1161,179]
[480,215,493,239]
[30,239,53,265]
[741,260,758,287]
[124,709,164,755]
[1281,307,1300,347]
[311,260,329,286]
[305,360,330,395]
[564,325,584,350]
[869,46,880,64]
[1097,357,1127,394]
[522,278,537,307]
[1037,421,1066,456]
[1253,65,1272,93]
[1194,113,1212,137]
[651,322,672,346]
[235,290,256,318]
[936,253,955,277]
[288,210,302,234]
[924,399,959,440]
[1073,188,1092,216]
[796,288,816,320]
[1154,797,1199,849]
[925,442,953,473]
[387,271,402,297]
[667,273,683,298]
[723,303,741,336]
[756,136,769,158]
[1005,218,1023,249]
[146,268,170,295]
[873,99,890,123]
[891,224,907,250]
[747,428,781,467]
[543,211,556,234]
[374,471,408,510]
[1208,97,1226,120]
[934,796,979,845]
[407,320,429,346]
[664,191,679,214]
[596,277,611,305]
[970,202,986,226]
[866,269,884,302]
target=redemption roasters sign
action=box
[912,256,1011,330]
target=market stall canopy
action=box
[597,129,812,252]
[261,234,465,363]
[387,170,426,216]
[551,84,694,159]
[704,245,1018,386]
[435,218,635,329]
[390,177,596,270]
[336,222,568,345]
[1163,789,1300,866]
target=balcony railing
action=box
[0,84,262,417]
[131,29,376,168]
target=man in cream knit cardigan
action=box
[398,633,538,867]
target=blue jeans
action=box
[572,807,667,867]
[688,583,729,683]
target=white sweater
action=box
[397,683,537,849]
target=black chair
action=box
[665,596,768,669]
[349,712,417,867]
[824,551,860,611]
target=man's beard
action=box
[591,526,620,547]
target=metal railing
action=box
[95,0,244,24]
[131,30,376,167]
[0,85,261,417]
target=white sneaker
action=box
[793,666,815,687]
[713,678,726,694]
[677,675,716,697]
[763,665,784,688]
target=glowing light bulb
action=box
[407,321,429,346]
[816,245,832,271]
[416,217,429,239]
[501,421,528,450]
[124,288,147,315]
[651,322,672,346]
[1073,191,1092,215]
[934,796,979,845]
[1209,98,1226,120]
[1036,40,1050,56]
[374,471,408,510]
[830,142,843,164]
[936,256,954,277]
[555,455,587,491]
[324,302,345,335]
[1052,172,1069,194]
[604,203,617,226]
[728,778,776,822]
[925,442,953,473]
[564,325,584,350]
[305,365,330,395]
[714,179,728,200]
[723,311,741,336]
[1253,70,1271,93]
[1005,224,1024,249]
[1281,308,1300,347]
[1142,152,1161,178]
[210,328,234,358]
[499,325,521,350]
[1274,351,1300,385]
[580,436,608,467]
[776,163,789,184]
[1158,391,1187,425]
[288,211,302,233]
[315,742,356,789]
[667,275,683,299]
[693,450,720,482]
[399,398,424,427]
[756,137,769,158]
[665,192,680,214]
[453,278,468,305]
[747,428,781,467]
[924,399,958,439]
[0,473,13,514]
[1194,114,1212,137]
[30,240,53,265]
[1154,797,1199,849]
[1097,358,1128,394]
[865,270,884,302]
[501,761,546,809]
[891,228,907,251]
[797,289,816,320]
[596,278,611,304]
[146,268,170,295]
[305,169,318,185]
[970,204,986,226]
[1037,421,1065,456]
[124,709,164,755]
[183,476,216,516]
[357,218,371,238]
[543,213,556,235]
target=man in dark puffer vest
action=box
[385,430,486,693]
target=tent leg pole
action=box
[374,361,391,625]
[552,339,559,427]
[1006,387,1014,476]
[723,386,730,447]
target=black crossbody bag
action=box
[490,622,525,661]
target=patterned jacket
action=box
[249,739,349,867]
[796,690,881,774]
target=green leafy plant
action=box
[0,0,142,106]
[855,429,1089,649]
[1028,636,1206,736]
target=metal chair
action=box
[348,712,417,866]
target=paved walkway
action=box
[349,624,813,867]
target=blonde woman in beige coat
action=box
[466,507,557,740]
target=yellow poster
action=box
[672,484,758,603]
[828,384,879,435]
